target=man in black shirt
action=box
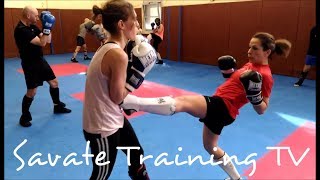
[294,25,319,86]
[14,6,71,127]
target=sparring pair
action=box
[14,7,72,127]
[147,18,164,64]
[120,32,292,179]
[86,5,109,44]
[71,5,108,63]
[82,0,157,179]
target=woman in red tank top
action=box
[121,32,292,179]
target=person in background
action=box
[82,0,157,179]
[70,18,92,63]
[294,25,319,86]
[14,6,72,127]
[147,17,164,64]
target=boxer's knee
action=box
[26,88,37,98]
[175,96,194,113]
[48,78,59,88]
[175,95,207,118]
[303,65,311,72]
[75,46,81,52]
[83,44,88,51]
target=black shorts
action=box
[76,36,85,46]
[22,58,56,89]
[151,33,162,51]
[199,96,235,135]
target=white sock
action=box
[215,152,241,180]
[121,94,176,115]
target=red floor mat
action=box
[243,121,315,179]
[17,63,87,77]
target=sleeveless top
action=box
[83,42,124,137]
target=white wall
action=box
[5,0,47,9]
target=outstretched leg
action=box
[121,94,207,118]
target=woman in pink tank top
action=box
[82,1,150,179]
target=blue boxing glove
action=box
[40,11,51,19]
[41,13,56,35]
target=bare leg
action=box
[155,52,164,64]
[83,44,88,56]
[71,46,81,62]
[156,52,162,60]
[72,46,81,59]
[83,44,91,60]
[303,64,311,72]
[121,94,241,179]
[26,88,37,98]
[174,95,207,119]
[203,125,241,180]
[47,78,58,89]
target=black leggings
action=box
[83,117,146,179]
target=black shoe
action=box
[156,60,163,64]
[19,112,32,127]
[54,105,72,114]
[294,79,303,87]
[71,58,78,63]
[57,101,66,108]
[84,56,91,60]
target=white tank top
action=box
[83,42,124,137]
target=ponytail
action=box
[274,39,292,58]
[92,5,102,16]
